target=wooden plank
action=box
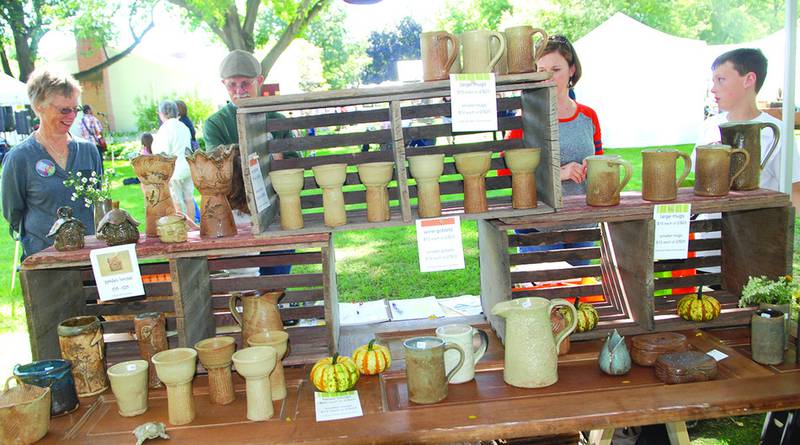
[508,228,601,247]
[238,112,277,234]
[322,237,339,354]
[170,257,214,347]
[509,247,601,265]
[690,218,721,232]
[402,116,521,140]
[274,151,394,170]
[512,284,605,300]
[102,317,178,334]
[688,238,722,251]
[390,100,413,222]
[598,223,626,314]
[478,219,512,343]
[86,298,175,317]
[522,85,561,210]
[510,265,601,283]
[209,273,324,293]
[207,251,323,270]
[653,256,722,272]
[269,129,392,152]
[84,281,172,300]
[281,288,325,304]
[603,220,655,331]
[654,273,721,291]
[399,96,521,120]
[80,261,171,280]
[266,108,390,132]
[214,306,324,325]
[405,137,522,157]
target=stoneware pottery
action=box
[0,376,51,445]
[312,163,348,227]
[134,422,170,445]
[461,30,506,73]
[156,214,188,243]
[13,359,79,417]
[655,351,718,384]
[630,332,687,367]
[268,168,305,230]
[229,290,285,347]
[434,324,489,384]
[194,336,237,405]
[491,297,577,388]
[454,151,492,213]
[107,360,149,417]
[504,25,548,74]
[57,315,109,397]
[751,308,785,365]
[641,148,692,202]
[504,148,541,209]
[47,206,86,251]
[719,120,780,190]
[408,154,445,218]
[694,144,750,197]
[598,329,631,376]
[187,145,238,238]
[232,345,277,421]
[131,154,177,237]
[420,31,459,81]
[151,348,198,426]
[450,33,463,74]
[759,302,790,350]
[96,208,140,246]
[585,154,633,206]
[403,336,465,405]
[357,161,395,222]
[491,31,509,75]
[134,312,169,388]
[248,330,290,400]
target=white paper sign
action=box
[248,153,271,213]
[706,349,728,362]
[449,73,498,132]
[653,203,691,260]
[416,216,466,272]
[89,244,145,301]
[314,391,363,422]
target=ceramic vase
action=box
[454,151,492,213]
[248,330,290,400]
[57,316,108,397]
[131,154,177,237]
[233,346,277,421]
[269,168,305,230]
[229,290,285,347]
[194,336,236,405]
[13,359,79,417]
[151,348,197,426]
[107,360,149,417]
[598,329,631,375]
[312,163,348,227]
[759,303,790,350]
[187,146,237,238]
[751,308,785,365]
[504,148,541,209]
[357,161,394,222]
[408,154,445,218]
[134,312,169,388]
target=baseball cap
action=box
[219,50,261,79]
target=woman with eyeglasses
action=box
[1,68,102,259]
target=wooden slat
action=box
[299,187,400,209]
[269,129,392,152]
[523,86,561,210]
[266,108,390,132]
[405,137,522,157]
[211,288,324,309]
[273,150,393,170]
[102,317,178,334]
[603,220,655,330]
[688,238,722,251]
[207,251,322,270]
[390,100,413,222]
[84,281,173,300]
[214,306,325,325]
[510,265,601,283]
[80,261,170,281]
[478,219,513,343]
[508,228,601,247]
[86,299,175,317]
[509,247,601,265]
[171,257,215,348]
[653,256,722,272]
[239,112,277,234]
[512,284,604,299]
[402,116,521,140]
[654,273,721,290]
[209,273,324,293]
[690,218,721,232]
[322,238,339,355]
[400,96,521,120]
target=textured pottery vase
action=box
[134,312,168,388]
[107,360,149,417]
[96,208,140,246]
[598,330,631,376]
[403,337,465,404]
[719,120,780,190]
[357,161,394,222]
[187,146,237,238]
[585,154,633,207]
[408,154,445,218]
[131,154,177,237]
[759,303,790,350]
[454,151,492,213]
[57,316,108,397]
[312,163,348,227]
[47,206,86,251]
[195,336,236,405]
[504,148,541,209]
[229,290,285,347]
[151,348,197,426]
[269,168,305,230]
[248,330,290,400]
[13,359,79,417]
[641,148,692,202]
[751,308,786,365]
[233,346,277,421]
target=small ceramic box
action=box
[655,351,718,384]
[631,332,688,367]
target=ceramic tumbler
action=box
[421,31,459,81]
[151,348,197,426]
[504,25,548,74]
[408,154,445,218]
[435,324,489,384]
[403,336,465,404]
[14,359,79,417]
[247,331,290,401]
[357,161,394,222]
[454,151,492,213]
[504,148,541,209]
[719,120,780,190]
[312,163,348,227]
[269,168,305,230]
[641,148,692,202]
[107,360,149,417]
[194,336,236,405]
[694,144,750,197]
[461,30,506,73]
[233,346,277,421]
[585,154,633,206]
[134,312,169,388]
[751,308,785,365]
[759,302,790,350]
[57,315,109,397]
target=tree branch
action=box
[260,0,330,77]
[72,19,155,80]
[0,42,12,77]
[164,0,228,47]
[242,0,261,36]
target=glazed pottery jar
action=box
[57,315,108,397]
[131,154,177,237]
[719,120,780,190]
[195,336,236,405]
[248,330,290,400]
[151,348,197,426]
[357,161,395,222]
[107,360,149,417]
[454,151,492,213]
[229,290,285,347]
[403,336,465,404]
[269,168,305,230]
[751,308,785,365]
[134,312,169,388]
[504,148,541,209]
[694,144,750,197]
[461,30,506,73]
[187,146,237,238]
[598,329,631,376]
[641,148,692,202]
[434,324,488,384]
[47,206,86,251]
[420,31,459,81]
[312,163,348,227]
[232,346,277,421]
[585,155,633,206]
[504,25,548,74]
[408,154,445,218]
[14,359,79,416]
[156,214,188,243]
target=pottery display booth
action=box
[134,312,169,388]
[195,336,237,405]
[409,154,445,218]
[269,168,305,230]
[57,315,109,397]
[312,163,348,227]
[107,360,149,417]
[504,148,541,209]
[187,146,237,238]
[248,331,290,401]
[694,144,750,197]
[641,148,691,202]
[454,151,492,213]
[357,162,395,222]
[131,154,177,237]
[229,290,285,348]
[233,346,277,421]
[151,348,198,426]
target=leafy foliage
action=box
[361,17,422,85]
[739,275,800,307]
[437,0,513,33]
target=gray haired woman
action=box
[152,99,195,221]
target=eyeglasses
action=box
[52,105,82,115]
[223,79,255,92]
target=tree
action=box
[436,0,513,34]
[361,17,422,85]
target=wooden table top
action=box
[42,326,800,444]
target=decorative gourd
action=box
[677,293,721,322]
[574,297,599,333]
[352,339,392,375]
[310,353,359,393]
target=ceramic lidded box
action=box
[47,206,86,251]
[96,209,140,246]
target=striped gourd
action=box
[310,353,360,393]
[677,293,721,322]
[574,297,599,333]
[352,339,392,375]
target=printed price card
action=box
[248,153,271,213]
[89,244,145,301]
[416,216,466,272]
[449,73,498,132]
[314,391,363,422]
[653,203,691,260]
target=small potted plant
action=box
[63,169,116,229]
[739,275,799,350]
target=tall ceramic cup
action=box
[751,308,785,365]
[421,31,459,81]
[505,25,548,74]
[357,161,394,222]
[312,163,348,227]
[248,331,290,401]
[435,324,489,384]
[585,154,633,206]
[233,346,277,421]
[461,30,506,73]
[107,360,149,417]
[134,312,168,388]
[403,336,465,404]
[151,348,197,426]
[694,144,750,197]
[269,168,305,230]
[504,148,541,209]
[719,120,780,190]
[454,151,492,213]
[641,148,692,202]
[57,315,108,397]
[408,154,445,218]
[194,336,236,405]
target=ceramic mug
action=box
[693,144,750,197]
[504,25,548,74]
[435,324,489,384]
[403,336,465,404]
[641,148,692,202]
[461,30,506,73]
[421,31,459,81]
[107,360,149,417]
[585,155,633,206]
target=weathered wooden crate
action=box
[480,189,794,341]
[237,73,561,236]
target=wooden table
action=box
[41,323,800,444]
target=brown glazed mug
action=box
[694,144,750,197]
[420,31,459,81]
[403,336,465,405]
[504,25,548,74]
[585,154,633,206]
[641,148,692,202]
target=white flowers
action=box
[64,169,116,205]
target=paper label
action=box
[653,203,691,260]
[416,216,465,272]
[450,73,498,132]
[89,244,145,301]
[127,364,137,372]
[314,391,363,422]
[248,153,271,213]
[706,349,728,361]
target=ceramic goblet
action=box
[248,331,290,401]
[233,346,277,421]
[357,161,394,222]
[107,360,149,417]
[504,148,541,209]
[269,168,305,230]
[408,154,445,218]
[151,348,197,425]
[312,163,348,227]
[454,151,492,213]
[194,336,236,405]
[131,154,177,237]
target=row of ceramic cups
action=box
[421,26,548,81]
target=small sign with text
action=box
[450,73,498,132]
[416,216,466,272]
[89,244,145,301]
[653,203,691,260]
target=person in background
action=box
[1,68,102,259]
[140,132,153,155]
[152,100,195,222]
[79,104,106,158]
[175,100,199,151]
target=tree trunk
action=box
[0,43,12,77]
[13,30,36,83]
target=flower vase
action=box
[93,199,113,233]
[187,146,237,238]
[131,154,177,237]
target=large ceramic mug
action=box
[641,148,692,202]
[694,144,750,197]
[504,25,548,74]
[435,324,489,384]
[585,155,632,206]
[421,31,459,81]
[403,336,464,405]
[461,30,506,73]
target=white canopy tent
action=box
[0,73,29,106]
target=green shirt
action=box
[203,102,299,158]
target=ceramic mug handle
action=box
[471,328,489,365]
[442,33,459,73]
[729,148,751,187]
[549,298,578,351]
[228,291,243,327]
[676,152,692,188]
[758,122,781,169]
[612,158,633,196]
[487,31,506,72]
[443,342,465,383]
[530,28,548,62]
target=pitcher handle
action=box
[549,298,578,351]
[228,291,243,327]
[758,122,781,169]
[729,148,751,187]
[613,159,633,196]
[442,33,459,73]
[443,342,465,383]
[487,32,506,72]
[676,152,692,188]
[472,328,489,365]
[530,28,549,62]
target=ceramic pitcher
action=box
[461,30,506,73]
[694,144,751,197]
[421,31,459,81]
[504,25,548,74]
[641,148,692,202]
[719,121,780,190]
[491,297,577,388]
[585,155,632,206]
[229,290,285,347]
